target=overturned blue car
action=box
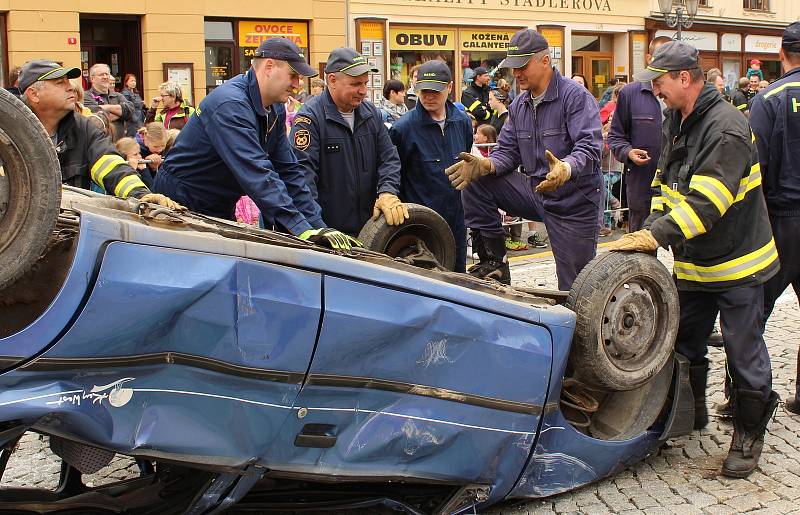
[0,88,693,513]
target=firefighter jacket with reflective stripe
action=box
[645,83,779,292]
[730,88,752,112]
[56,112,149,199]
[461,83,492,122]
[749,66,800,216]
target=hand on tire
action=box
[299,228,363,251]
[139,193,187,212]
[373,193,409,226]
[606,229,659,252]
[535,150,571,193]
[444,152,493,190]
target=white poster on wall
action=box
[655,30,718,51]
[721,33,742,52]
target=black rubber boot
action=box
[722,389,779,478]
[785,396,800,415]
[467,232,510,285]
[689,360,709,430]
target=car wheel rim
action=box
[601,277,665,372]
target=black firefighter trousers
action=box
[675,285,773,401]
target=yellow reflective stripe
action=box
[689,175,734,215]
[673,238,778,283]
[651,169,662,188]
[659,184,685,209]
[763,81,800,99]
[90,155,116,185]
[736,104,747,110]
[734,163,762,202]
[114,175,146,198]
[92,155,128,188]
[650,196,665,212]
[751,131,756,143]
[669,201,706,239]
[647,65,668,73]
[467,100,481,112]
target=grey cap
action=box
[324,48,378,76]
[18,60,81,93]
[634,40,698,82]
[255,38,317,77]
[783,21,800,52]
[416,60,452,92]
[498,29,549,69]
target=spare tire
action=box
[0,88,62,291]
[358,203,456,271]
[565,251,679,391]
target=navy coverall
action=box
[389,100,473,272]
[462,68,603,290]
[290,90,401,235]
[154,70,324,235]
[607,81,662,232]
[750,67,800,391]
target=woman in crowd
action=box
[146,81,195,130]
[69,78,92,116]
[571,74,590,91]
[121,74,146,137]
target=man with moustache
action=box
[156,39,359,251]
[291,48,406,236]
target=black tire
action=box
[565,251,679,391]
[0,88,62,291]
[357,203,457,271]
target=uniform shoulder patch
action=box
[294,115,312,126]
[294,128,311,151]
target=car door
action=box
[266,275,553,496]
[2,242,321,467]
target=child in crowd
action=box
[115,137,146,172]
[747,59,764,82]
[135,122,168,188]
[473,124,497,157]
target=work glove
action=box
[444,152,494,190]
[299,228,363,251]
[535,150,572,193]
[606,229,659,253]
[139,193,186,212]
[373,193,409,226]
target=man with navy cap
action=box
[156,39,359,251]
[461,66,492,123]
[608,40,779,478]
[291,48,406,236]
[389,60,473,271]
[750,21,800,415]
[445,28,603,288]
[18,59,178,208]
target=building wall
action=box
[648,0,800,26]
[3,0,345,103]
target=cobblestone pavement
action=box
[3,249,800,515]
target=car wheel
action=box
[565,251,679,391]
[0,88,62,291]
[357,203,457,271]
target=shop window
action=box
[743,0,769,11]
[205,21,233,41]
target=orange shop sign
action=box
[238,21,308,48]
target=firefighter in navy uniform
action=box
[18,60,179,208]
[290,48,406,235]
[750,21,800,415]
[609,41,780,479]
[461,66,492,124]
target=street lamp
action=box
[658,0,700,42]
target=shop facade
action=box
[648,20,784,91]
[0,1,344,104]
[348,0,652,100]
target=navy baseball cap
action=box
[634,40,699,82]
[254,38,317,77]
[499,29,549,69]
[416,61,452,92]
[18,60,81,92]
[783,21,800,52]
[325,48,378,76]
[474,66,489,77]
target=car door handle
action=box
[294,424,337,448]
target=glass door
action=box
[589,57,612,99]
[205,43,235,95]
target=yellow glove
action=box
[535,150,572,193]
[444,152,494,191]
[299,228,363,252]
[606,229,659,252]
[373,193,409,226]
[139,193,187,212]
